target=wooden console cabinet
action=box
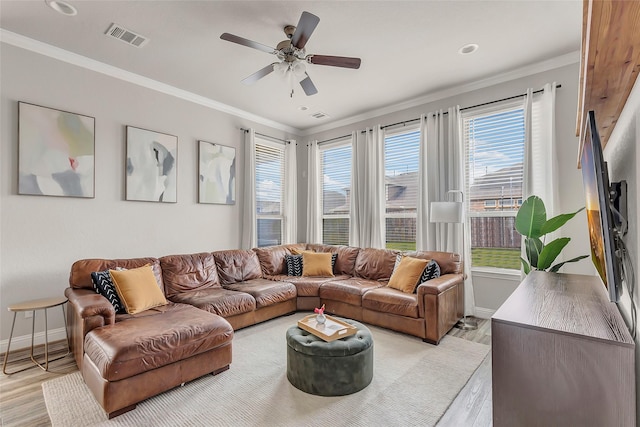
[492,271,635,426]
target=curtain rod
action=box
[316,134,352,146]
[361,84,562,133]
[240,128,290,144]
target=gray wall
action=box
[299,62,590,315]
[0,43,296,347]
[603,74,640,425]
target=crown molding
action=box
[0,29,300,135]
[300,50,581,136]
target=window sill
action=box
[470,267,522,280]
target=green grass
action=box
[386,241,417,251]
[472,247,520,270]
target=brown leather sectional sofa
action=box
[65,243,463,418]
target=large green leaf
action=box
[537,237,571,270]
[520,257,531,275]
[525,237,543,268]
[515,196,546,238]
[549,255,590,273]
[540,207,585,235]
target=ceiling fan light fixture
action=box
[458,43,479,55]
[45,0,77,16]
[291,61,306,78]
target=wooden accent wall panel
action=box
[492,271,635,426]
[577,0,640,148]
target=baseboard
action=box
[473,307,496,319]
[0,327,67,354]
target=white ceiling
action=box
[0,1,582,133]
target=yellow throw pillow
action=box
[387,256,429,294]
[109,265,167,314]
[302,252,334,277]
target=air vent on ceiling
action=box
[105,23,149,48]
[311,111,330,119]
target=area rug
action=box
[43,315,489,426]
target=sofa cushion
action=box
[212,249,262,285]
[319,278,386,306]
[84,302,232,382]
[110,265,168,314]
[362,287,419,318]
[353,248,399,281]
[387,256,428,293]
[302,252,334,277]
[267,274,351,297]
[160,253,221,298]
[223,278,296,308]
[305,244,360,275]
[404,250,461,275]
[91,270,126,314]
[253,244,306,276]
[70,257,163,291]
[169,288,256,317]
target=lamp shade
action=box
[430,201,464,223]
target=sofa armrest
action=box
[417,273,463,296]
[416,273,464,344]
[65,288,116,369]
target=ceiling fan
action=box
[220,11,361,97]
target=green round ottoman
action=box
[286,318,373,396]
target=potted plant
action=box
[515,195,588,274]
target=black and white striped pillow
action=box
[285,255,303,276]
[417,260,441,290]
[91,270,126,314]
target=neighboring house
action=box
[468,163,523,212]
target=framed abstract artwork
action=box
[126,126,177,203]
[18,102,95,198]
[198,140,236,205]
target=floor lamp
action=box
[429,190,478,331]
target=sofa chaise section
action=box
[65,257,233,418]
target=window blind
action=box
[463,104,525,269]
[384,129,419,251]
[320,141,351,245]
[255,141,284,247]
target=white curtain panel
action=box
[418,107,475,316]
[350,127,385,248]
[241,129,257,249]
[523,83,559,252]
[305,140,321,243]
[283,140,297,244]
[450,106,476,317]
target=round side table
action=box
[2,296,70,375]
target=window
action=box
[464,103,524,270]
[319,140,352,245]
[255,139,284,247]
[384,128,420,251]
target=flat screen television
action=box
[580,110,622,303]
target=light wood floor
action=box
[0,317,492,427]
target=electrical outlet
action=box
[24,311,33,319]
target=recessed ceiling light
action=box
[458,43,479,55]
[45,0,78,16]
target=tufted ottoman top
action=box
[286,318,373,357]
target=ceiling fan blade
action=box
[308,55,361,69]
[291,11,320,50]
[299,73,318,96]
[220,33,277,55]
[242,63,276,85]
